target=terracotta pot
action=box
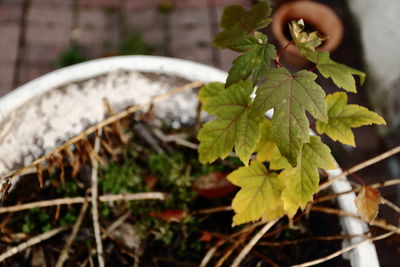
[272,0,343,67]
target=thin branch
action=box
[315,178,400,204]
[231,219,278,267]
[199,240,224,267]
[215,231,250,267]
[192,205,232,215]
[0,227,68,262]
[290,231,394,267]
[3,81,203,183]
[55,198,89,267]
[320,145,400,191]
[0,192,166,214]
[381,197,400,214]
[258,234,366,247]
[311,206,400,234]
[90,130,104,267]
[101,211,132,239]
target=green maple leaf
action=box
[213,1,272,48]
[256,119,291,170]
[226,32,276,87]
[227,160,285,225]
[307,51,366,93]
[316,92,386,146]
[198,82,225,105]
[251,67,328,166]
[198,81,262,165]
[289,19,324,54]
[280,136,335,211]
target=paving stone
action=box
[76,8,120,57]
[125,8,161,31]
[18,64,53,85]
[173,0,250,8]
[0,83,12,97]
[0,25,20,62]
[28,1,73,24]
[125,0,162,10]
[219,49,239,71]
[0,62,16,85]
[26,1,73,45]
[24,43,69,65]
[0,0,23,25]
[78,0,120,8]
[169,8,214,65]
[0,63,15,96]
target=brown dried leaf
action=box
[48,154,56,174]
[35,164,44,188]
[355,186,381,223]
[55,154,65,183]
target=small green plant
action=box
[197,1,385,225]
[54,45,88,68]
[22,208,52,233]
[118,32,153,56]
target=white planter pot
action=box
[0,56,379,267]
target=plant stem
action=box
[319,145,400,191]
[231,219,278,267]
[274,40,294,67]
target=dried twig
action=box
[231,219,278,267]
[90,130,104,267]
[3,81,203,183]
[215,231,251,267]
[101,211,132,239]
[192,205,232,215]
[320,145,400,191]
[0,227,68,262]
[311,206,400,234]
[259,234,366,246]
[381,197,400,214]
[0,192,165,214]
[290,231,394,267]
[55,198,89,267]
[199,240,224,267]
[315,178,400,204]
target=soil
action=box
[0,114,351,267]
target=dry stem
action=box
[199,240,224,267]
[90,130,104,267]
[0,227,68,262]
[55,198,89,267]
[231,219,278,267]
[290,231,394,267]
[311,206,400,234]
[0,192,165,214]
[320,145,400,191]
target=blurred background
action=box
[1,0,400,265]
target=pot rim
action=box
[0,55,378,267]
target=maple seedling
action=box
[197,1,386,226]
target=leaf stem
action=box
[274,40,294,67]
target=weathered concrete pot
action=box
[272,0,343,67]
[0,56,378,266]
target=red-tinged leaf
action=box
[199,231,213,242]
[149,210,186,222]
[355,186,381,223]
[144,175,158,189]
[192,172,236,198]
